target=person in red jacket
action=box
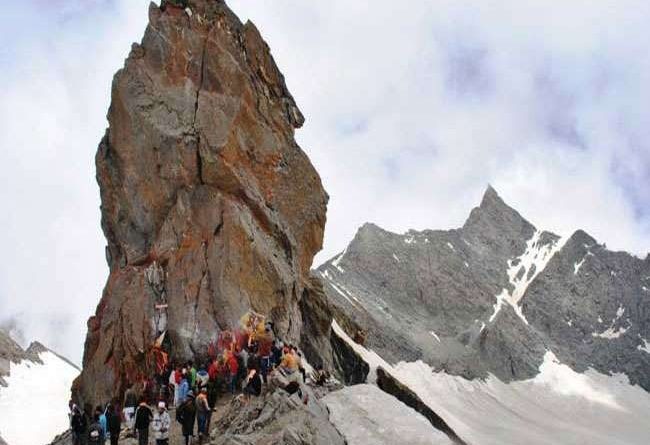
[226,351,239,394]
[208,358,219,381]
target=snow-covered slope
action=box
[0,336,79,445]
[324,384,452,445]
[332,320,650,445]
[392,359,650,445]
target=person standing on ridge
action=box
[152,401,171,445]
[134,397,153,445]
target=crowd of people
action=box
[69,312,331,445]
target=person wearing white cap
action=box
[152,401,171,445]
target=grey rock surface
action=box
[319,186,650,388]
[212,388,345,445]
[524,229,650,388]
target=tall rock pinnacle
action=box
[75,1,328,405]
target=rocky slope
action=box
[75,0,332,407]
[0,330,79,445]
[318,186,650,389]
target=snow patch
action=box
[617,306,625,318]
[404,235,416,244]
[392,253,400,263]
[0,351,79,445]
[574,251,594,275]
[532,351,622,409]
[430,331,441,342]
[637,338,650,354]
[592,305,629,339]
[332,248,347,273]
[489,231,566,324]
[446,242,455,251]
[464,261,469,268]
[593,326,629,339]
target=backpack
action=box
[88,423,103,443]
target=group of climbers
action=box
[69,311,332,444]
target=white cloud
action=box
[0,0,649,361]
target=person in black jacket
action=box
[71,406,87,445]
[176,391,196,445]
[106,402,122,445]
[134,397,153,445]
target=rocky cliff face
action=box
[75,0,329,406]
[318,187,650,389]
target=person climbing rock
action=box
[152,401,171,445]
[134,397,153,445]
[176,391,197,445]
[195,388,211,444]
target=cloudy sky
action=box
[1,0,649,362]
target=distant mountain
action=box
[318,186,650,388]
[0,330,79,445]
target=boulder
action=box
[212,388,345,445]
[74,0,329,406]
